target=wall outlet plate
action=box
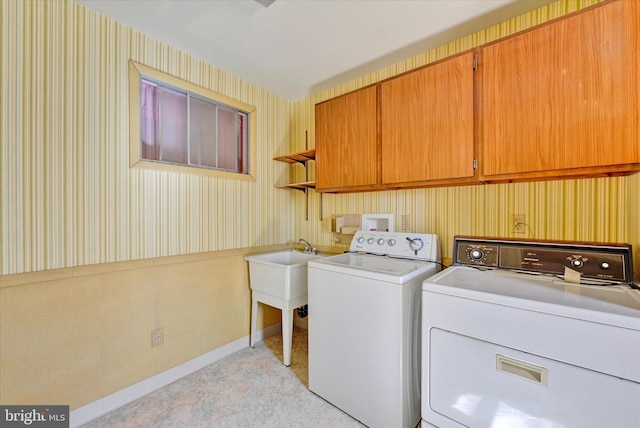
[151,327,164,347]
[511,214,527,234]
[401,215,411,231]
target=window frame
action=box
[129,60,256,181]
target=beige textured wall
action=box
[0,248,287,408]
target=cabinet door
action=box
[315,86,379,192]
[482,0,640,180]
[381,51,475,186]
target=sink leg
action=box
[282,308,294,367]
[250,298,258,348]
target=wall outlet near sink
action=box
[151,327,164,347]
[511,214,527,234]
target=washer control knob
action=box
[388,239,396,247]
[357,236,365,244]
[367,238,375,245]
[600,262,610,270]
[469,248,484,261]
[377,238,385,245]
[406,237,424,252]
[571,259,584,268]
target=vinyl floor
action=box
[79,328,364,428]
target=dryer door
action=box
[425,327,640,427]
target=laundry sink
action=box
[244,250,324,300]
[244,249,325,366]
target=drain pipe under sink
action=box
[297,305,308,318]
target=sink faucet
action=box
[298,238,316,254]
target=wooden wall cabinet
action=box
[481,0,640,182]
[315,0,639,193]
[315,52,477,193]
[315,85,380,193]
[381,51,476,188]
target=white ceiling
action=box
[75,0,553,101]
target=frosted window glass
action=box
[218,107,237,171]
[160,87,187,164]
[141,82,160,160]
[190,97,217,168]
[138,76,250,175]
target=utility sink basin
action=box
[244,249,325,366]
[244,250,324,300]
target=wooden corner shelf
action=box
[276,181,316,191]
[273,149,316,165]
[274,148,316,190]
[273,132,319,220]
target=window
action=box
[129,61,255,180]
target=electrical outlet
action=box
[151,327,164,347]
[401,215,411,231]
[511,214,527,234]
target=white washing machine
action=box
[308,230,441,428]
[422,236,640,428]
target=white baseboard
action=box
[70,324,281,427]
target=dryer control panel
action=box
[453,236,634,284]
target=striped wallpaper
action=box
[631,173,640,280]
[295,177,629,262]
[291,0,638,261]
[2,0,637,276]
[1,0,294,275]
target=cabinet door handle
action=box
[496,354,548,386]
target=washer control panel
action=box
[350,230,440,262]
[453,236,633,283]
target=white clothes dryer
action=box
[421,236,640,428]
